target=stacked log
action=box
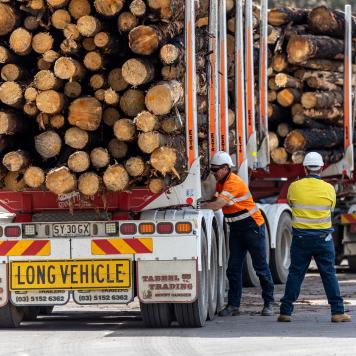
[0,0,214,196]
[262,5,356,165]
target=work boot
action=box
[261,304,274,316]
[331,313,351,323]
[218,305,240,317]
[277,314,291,322]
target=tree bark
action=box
[301,90,343,110]
[304,107,343,124]
[268,7,310,26]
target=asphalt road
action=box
[1,272,355,356]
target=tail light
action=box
[157,222,173,234]
[120,223,137,235]
[139,223,155,234]
[176,222,192,234]
[4,226,21,237]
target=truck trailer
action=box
[0,0,355,328]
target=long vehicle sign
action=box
[10,259,131,291]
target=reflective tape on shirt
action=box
[292,203,331,211]
[221,190,252,203]
[292,216,331,224]
[225,205,259,223]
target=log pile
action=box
[0,0,215,196]
[257,5,355,165]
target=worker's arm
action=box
[201,197,228,211]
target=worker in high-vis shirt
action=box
[278,152,351,323]
[201,151,274,317]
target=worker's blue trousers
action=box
[280,236,344,316]
[227,221,274,307]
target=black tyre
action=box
[217,229,227,312]
[140,303,173,328]
[243,224,271,287]
[39,306,54,315]
[347,256,356,272]
[22,306,40,321]
[207,229,218,320]
[270,212,292,284]
[0,303,24,328]
[174,229,209,327]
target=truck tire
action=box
[217,230,227,312]
[270,212,292,284]
[347,257,356,272]
[0,303,24,328]
[22,306,40,321]
[207,229,218,320]
[140,303,173,328]
[243,225,271,287]
[39,306,54,315]
[174,229,209,327]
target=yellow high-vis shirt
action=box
[287,176,336,231]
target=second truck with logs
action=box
[0,0,355,328]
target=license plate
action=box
[10,259,131,291]
[53,223,90,237]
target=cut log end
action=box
[78,172,101,196]
[68,151,90,173]
[24,166,45,188]
[103,164,129,192]
[35,131,62,159]
[108,138,127,159]
[90,147,110,169]
[113,119,136,142]
[125,156,146,177]
[150,146,178,177]
[148,178,165,194]
[134,111,158,132]
[46,166,77,195]
[3,150,29,172]
[65,127,89,149]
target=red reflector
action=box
[120,223,137,235]
[4,226,21,237]
[157,222,173,234]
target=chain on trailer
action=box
[322,4,354,178]
[218,0,229,154]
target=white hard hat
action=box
[211,151,235,167]
[303,152,324,170]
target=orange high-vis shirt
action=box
[216,172,264,226]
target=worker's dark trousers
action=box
[280,236,344,316]
[227,221,274,307]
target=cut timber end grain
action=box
[43,50,60,63]
[1,64,22,81]
[145,80,183,115]
[287,35,344,64]
[117,12,138,32]
[9,28,32,56]
[301,90,343,110]
[275,73,302,89]
[78,172,101,196]
[35,131,62,159]
[24,87,38,102]
[68,96,102,131]
[94,0,124,17]
[65,127,89,149]
[24,166,45,188]
[122,58,155,86]
[68,0,91,19]
[148,178,165,194]
[277,123,291,138]
[291,151,305,164]
[51,9,71,30]
[268,7,309,26]
[125,156,145,177]
[63,23,81,40]
[271,147,289,165]
[68,151,90,172]
[94,32,110,48]
[0,46,12,64]
[0,3,17,36]
[77,15,101,37]
[130,0,146,17]
[32,32,54,54]
[103,164,129,192]
[4,171,25,192]
[228,109,235,128]
[36,90,64,114]
[37,58,52,70]
[0,81,23,108]
[61,39,81,55]
[90,147,109,169]
[108,138,127,159]
[82,37,96,51]
[24,16,40,31]
[90,73,106,90]
[120,89,145,117]
[46,166,76,195]
[24,102,39,117]
[134,111,158,132]
[268,131,279,151]
[27,0,46,11]
[50,114,65,129]
[37,113,50,130]
[113,119,136,141]
[0,111,23,135]
[64,81,82,98]
[94,89,105,101]
[150,146,178,177]
[161,117,182,133]
[128,25,160,55]
[54,57,85,80]
[47,0,70,9]
[3,150,29,172]
[34,70,62,91]
[108,68,128,92]
[104,88,119,105]
[272,53,288,73]
[138,131,161,154]
[160,44,179,65]
[277,88,301,107]
[103,107,120,126]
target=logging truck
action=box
[0,0,355,328]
